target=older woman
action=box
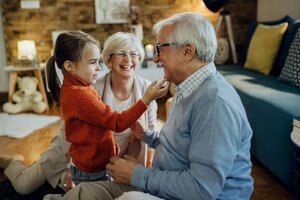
[0,32,157,197]
[95,32,157,166]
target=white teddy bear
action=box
[2,76,47,114]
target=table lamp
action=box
[17,40,38,67]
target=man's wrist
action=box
[130,164,147,188]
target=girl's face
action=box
[106,47,140,79]
[74,43,101,85]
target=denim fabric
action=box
[70,165,110,185]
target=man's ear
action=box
[63,60,74,73]
[183,44,196,61]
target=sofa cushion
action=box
[218,65,300,112]
[242,15,295,74]
[244,23,288,75]
[278,28,300,87]
[218,64,300,189]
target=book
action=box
[293,116,300,128]
[291,131,300,147]
[293,125,300,134]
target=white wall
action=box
[0,4,8,92]
[258,0,300,21]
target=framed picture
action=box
[95,0,130,24]
[130,24,143,41]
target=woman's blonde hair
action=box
[101,32,145,66]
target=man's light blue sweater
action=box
[131,63,253,200]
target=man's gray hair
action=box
[153,12,217,63]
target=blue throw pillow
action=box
[278,28,300,87]
[242,15,295,73]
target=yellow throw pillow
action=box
[244,22,288,75]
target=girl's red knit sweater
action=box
[60,74,147,173]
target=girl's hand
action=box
[142,80,169,105]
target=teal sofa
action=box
[218,18,300,190]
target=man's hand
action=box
[106,155,138,184]
[130,120,146,140]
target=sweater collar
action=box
[63,73,89,87]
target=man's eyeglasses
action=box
[155,43,177,56]
[111,51,139,59]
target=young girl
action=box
[46,31,168,184]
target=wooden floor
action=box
[0,98,295,200]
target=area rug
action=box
[0,113,60,138]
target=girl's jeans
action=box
[70,164,110,185]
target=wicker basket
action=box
[215,38,229,64]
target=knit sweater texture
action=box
[60,74,147,172]
[131,63,253,200]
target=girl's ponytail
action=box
[46,56,60,103]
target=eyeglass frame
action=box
[110,51,140,59]
[155,43,177,56]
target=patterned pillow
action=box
[278,28,300,87]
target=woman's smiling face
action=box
[107,49,141,78]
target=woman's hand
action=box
[60,170,75,192]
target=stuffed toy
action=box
[2,76,47,114]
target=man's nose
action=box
[153,53,160,63]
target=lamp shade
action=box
[17,40,37,60]
[203,0,228,13]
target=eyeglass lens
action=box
[155,43,175,56]
[114,51,139,58]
